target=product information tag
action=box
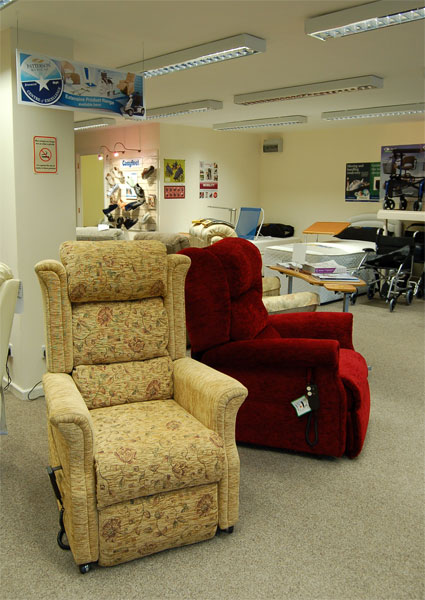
[291,396,312,417]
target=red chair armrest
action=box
[202,338,340,369]
[269,312,354,350]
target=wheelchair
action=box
[356,231,420,312]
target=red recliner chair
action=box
[179,238,370,458]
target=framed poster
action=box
[164,159,185,183]
[345,162,380,201]
[380,144,425,208]
[199,161,218,199]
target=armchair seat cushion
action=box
[92,400,225,508]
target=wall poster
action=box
[345,162,380,202]
[164,159,185,183]
[199,161,218,199]
[17,50,144,119]
[380,144,424,210]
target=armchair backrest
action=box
[180,238,270,353]
[35,240,190,409]
[0,264,19,381]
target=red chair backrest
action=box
[180,238,269,353]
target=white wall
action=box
[1,29,76,397]
[259,120,425,237]
[159,124,261,232]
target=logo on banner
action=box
[19,54,63,106]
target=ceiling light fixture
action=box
[120,34,266,77]
[74,117,115,131]
[112,142,141,156]
[322,102,425,120]
[305,0,425,41]
[213,115,307,131]
[234,75,383,105]
[145,100,223,119]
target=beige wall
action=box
[259,120,425,237]
[74,122,262,233]
[159,124,261,232]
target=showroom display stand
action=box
[103,152,159,233]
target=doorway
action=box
[80,154,104,226]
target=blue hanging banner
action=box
[16,50,145,119]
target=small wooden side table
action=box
[269,265,366,312]
[302,221,350,241]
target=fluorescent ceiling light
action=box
[306,0,425,41]
[0,0,17,10]
[145,100,223,119]
[234,75,383,105]
[74,117,115,131]
[213,116,307,131]
[322,102,425,120]
[121,34,266,77]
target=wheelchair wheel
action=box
[384,198,395,210]
[399,196,407,210]
[406,289,414,305]
[389,298,396,312]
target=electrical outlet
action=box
[8,344,13,357]
[42,345,46,359]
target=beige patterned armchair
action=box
[35,240,247,573]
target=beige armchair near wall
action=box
[35,240,247,573]
[0,263,20,434]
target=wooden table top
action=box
[302,221,350,236]
[269,265,366,293]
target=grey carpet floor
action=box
[1,295,424,600]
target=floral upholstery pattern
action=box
[60,240,167,303]
[72,298,168,366]
[72,357,174,409]
[92,400,225,508]
[98,483,218,566]
[35,241,247,570]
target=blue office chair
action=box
[235,207,264,240]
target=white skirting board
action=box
[2,377,44,401]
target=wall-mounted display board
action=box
[345,162,380,202]
[380,144,424,211]
[102,154,158,232]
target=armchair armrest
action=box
[43,372,98,564]
[173,357,247,529]
[202,338,340,370]
[262,291,319,314]
[269,312,354,350]
[173,357,247,440]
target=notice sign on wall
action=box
[33,136,57,173]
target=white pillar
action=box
[1,29,76,398]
